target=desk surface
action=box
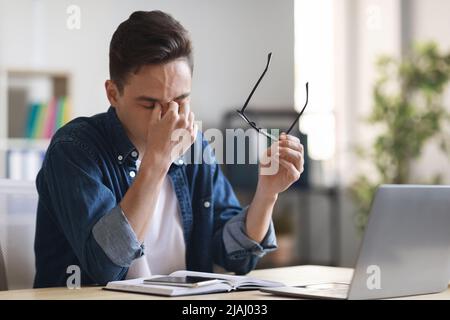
[0,265,449,300]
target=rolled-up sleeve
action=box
[44,141,142,284]
[92,205,144,267]
[207,139,278,274]
[222,208,277,259]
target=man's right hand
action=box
[140,100,197,174]
[120,100,197,242]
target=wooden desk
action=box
[0,265,449,300]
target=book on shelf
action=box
[24,96,71,139]
[104,270,284,297]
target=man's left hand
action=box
[257,133,305,197]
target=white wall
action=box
[0,0,294,129]
[410,0,450,46]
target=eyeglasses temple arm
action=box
[241,52,272,112]
[286,82,309,134]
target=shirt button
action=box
[117,155,123,161]
[131,151,138,158]
[178,159,184,165]
[203,201,210,208]
[129,171,136,178]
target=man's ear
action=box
[105,80,120,106]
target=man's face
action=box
[106,58,192,151]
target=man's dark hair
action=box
[109,10,193,93]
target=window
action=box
[294,0,335,161]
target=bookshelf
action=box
[0,69,71,180]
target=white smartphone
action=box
[143,276,221,288]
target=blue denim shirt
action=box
[34,107,277,288]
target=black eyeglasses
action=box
[236,52,309,141]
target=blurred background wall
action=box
[0,0,295,128]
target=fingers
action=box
[268,150,301,181]
[278,147,303,172]
[166,101,179,119]
[278,138,303,153]
[279,133,303,151]
[181,102,193,132]
[278,133,304,172]
[150,102,162,124]
[280,132,301,144]
[267,137,304,169]
[188,111,197,142]
[192,121,199,143]
[179,101,190,119]
[278,158,301,181]
[187,109,194,130]
[170,101,192,130]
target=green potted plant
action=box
[351,42,450,232]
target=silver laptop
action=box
[262,185,450,299]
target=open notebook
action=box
[104,270,284,297]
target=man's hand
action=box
[141,101,198,174]
[120,101,197,241]
[245,133,304,243]
[258,133,305,197]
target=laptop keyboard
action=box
[294,283,350,299]
[261,282,351,299]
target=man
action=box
[34,10,304,288]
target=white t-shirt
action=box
[126,163,186,279]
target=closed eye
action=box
[142,104,155,110]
